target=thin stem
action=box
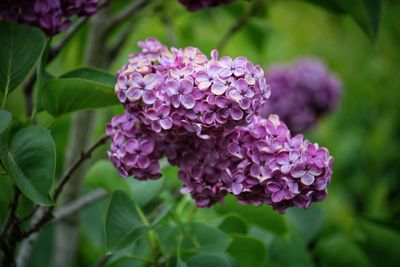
[48,17,88,63]
[106,22,136,68]
[53,135,109,201]
[15,190,107,267]
[216,0,260,51]
[47,0,112,63]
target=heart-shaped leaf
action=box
[0,22,46,98]
[105,191,148,252]
[219,214,248,235]
[227,234,268,267]
[215,195,287,235]
[1,126,55,205]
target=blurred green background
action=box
[1,0,400,266]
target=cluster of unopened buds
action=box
[107,38,333,213]
[261,58,342,133]
[0,0,98,36]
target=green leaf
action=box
[33,42,51,114]
[0,109,12,135]
[304,0,381,40]
[219,214,248,235]
[269,236,314,267]
[85,160,130,193]
[1,126,55,205]
[333,0,381,40]
[358,219,400,266]
[159,223,231,253]
[0,21,46,98]
[215,195,287,234]
[301,0,344,13]
[187,254,231,267]
[150,205,172,227]
[41,68,118,116]
[315,236,371,267]
[227,234,268,267]
[105,191,148,252]
[285,205,324,244]
[61,67,116,87]
[129,178,164,207]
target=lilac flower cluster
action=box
[0,0,98,36]
[261,58,342,133]
[107,39,333,213]
[164,115,333,212]
[178,0,235,11]
[115,37,270,138]
[106,112,164,180]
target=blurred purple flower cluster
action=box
[107,38,333,213]
[0,0,98,36]
[261,58,342,133]
[178,0,235,11]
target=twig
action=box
[15,190,108,267]
[52,189,108,223]
[105,0,150,34]
[48,17,88,62]
[48,0,112,63]
[162,15,177,47]
[15,208,45,267]
[53,135,109,201]
[216,0,260,51]
[106,22,136,68]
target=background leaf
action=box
[105,191,147,252]
[269,236,314,267]
[303,0,381,40]
[314,236,371,267]
[0,21,46,97]
[357,219,400,266]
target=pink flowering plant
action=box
[0,0,391,267]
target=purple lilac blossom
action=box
[260,58,342,134]
[106,112,164,180]
[114,37,270,139]
[107,38,334,213]
[178,0,235,11]
[0,0,98,36]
